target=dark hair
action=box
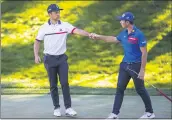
[125,20,133,25]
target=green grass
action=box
[2,87,171,96]
[1,1,172,94]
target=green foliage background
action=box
[1,1,171,93]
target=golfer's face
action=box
[49,11,60,20]
[120,20,126,28]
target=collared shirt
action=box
[36,19,76,55]
[116,25,147,62]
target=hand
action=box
[35,55,41,64]
[89,33,99,39]
[138,69,145,80]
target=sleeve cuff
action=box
[36,39,42,42]
[116,36,121,42]
[71,28,77,34]
[139,44,147,47]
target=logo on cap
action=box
[122,14,125,17]
[56,5,59,9]
[116,12,135,22]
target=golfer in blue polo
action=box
[90,12,155,119]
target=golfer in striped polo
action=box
[34,4,91,117]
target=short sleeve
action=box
[65,22,76,34]
[116,32,123,42]
[138,33,147,47]
[36,26,45,41]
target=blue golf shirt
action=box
[116,25,147,62]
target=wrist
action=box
[34,54,39,57]
[140,68,145,71]
[87,33,90,37]
[96,34,101,39]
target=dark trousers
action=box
[44,54,71,109]
[112,62,153,114]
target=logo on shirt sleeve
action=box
[142,41,147,44]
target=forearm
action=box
[34,40,40,57]
[140,52,147,71]
[73,28,90,37]
[97,35,112,42]
[96,34,119,43]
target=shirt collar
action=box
[125,25,137,34]
[48,19,61,25]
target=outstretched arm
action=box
[72,28,90,37]
[89,33,120,43]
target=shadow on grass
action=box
[1,43,40,75]
[148,32,172,62]
[1,1,170,86]
[1,1,38,14]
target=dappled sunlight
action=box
[126,80,135,88]
[2,77,48,89]
[70,59,94,72]
[146,3,171,87]
[70,73,104,85]
[84,1,139,35]
[69,58,118,74]
[2,63,46,79]
[70,73,117,88]
[2,1,97,47]
[114,1,139,14]
[113,55,123,65]
[147,26,170,52]
[152,4,171,24]
[83,80,114,88]
[70,72,136,88]
[147,53,171,70]
[1,1,171,89]
[147,32,171,53]
[147,3,171,51]
[53,1,98,23]
[1,64,49,88]
[146,53,171,87]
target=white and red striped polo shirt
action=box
[36,19,76,55]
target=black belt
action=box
[123,61,141,64]
[44,53,64,57]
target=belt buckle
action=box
[45,54,50,56]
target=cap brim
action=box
[48,9,64,13]
[53,9,63,11]
[116,16,124,21]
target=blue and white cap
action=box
[117,12,135,22]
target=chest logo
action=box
[128,37,138,44]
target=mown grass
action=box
[2,87,171,96]
[1,1,171,94]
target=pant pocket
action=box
[43,55,47,63]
